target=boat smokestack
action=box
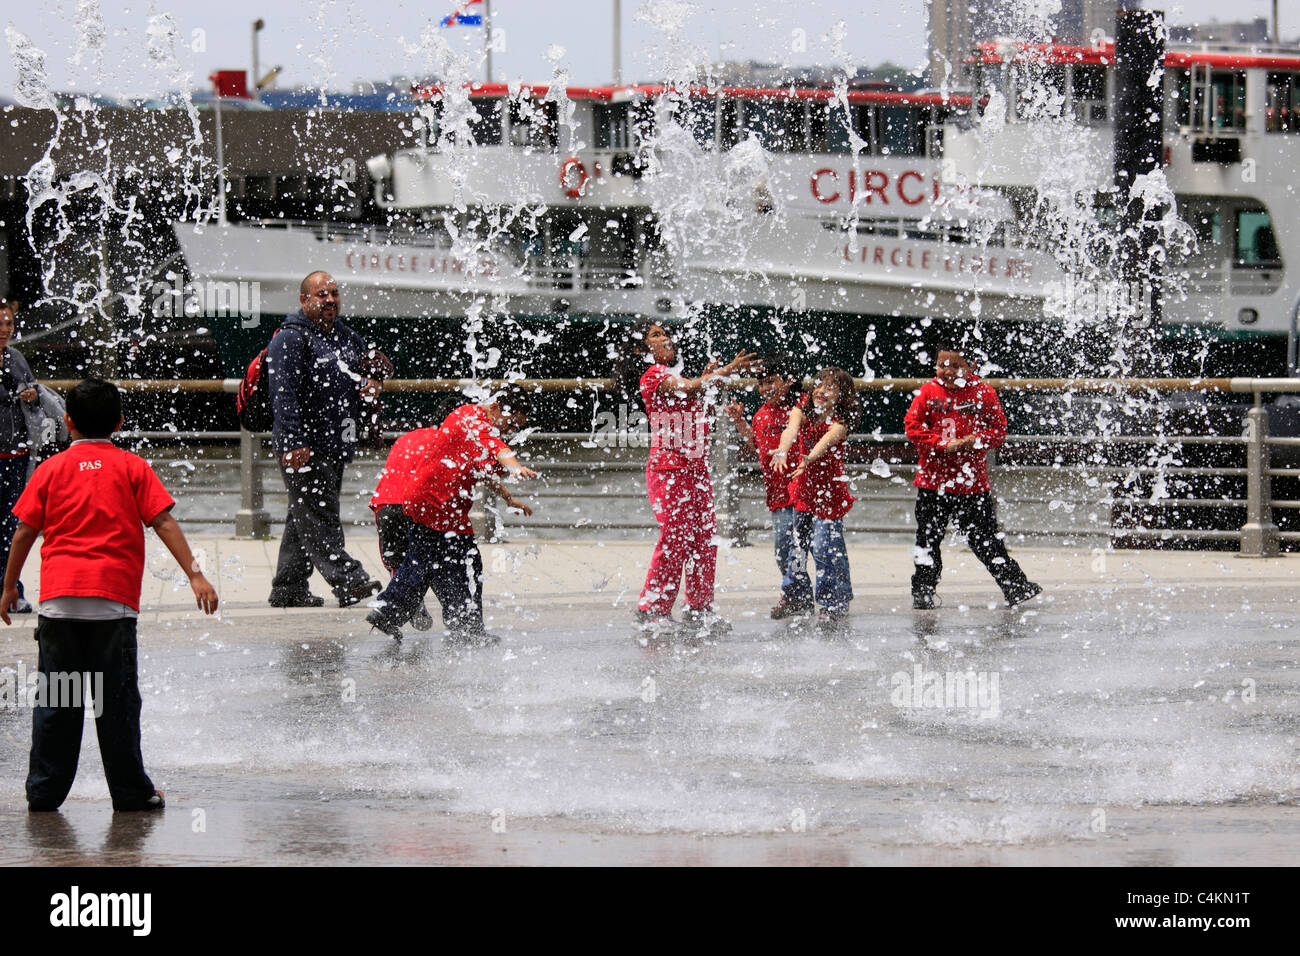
[1113,7,1166,373]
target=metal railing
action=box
[37,376,1300,556]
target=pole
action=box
[252,19,262,92]
[485,0,493,84]
[613,0,622,86]
[213,90,228,226]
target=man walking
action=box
[267,271,384,608]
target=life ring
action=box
[560,158,589,198]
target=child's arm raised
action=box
[149,509,219,614]
[790,423,849,479]
[655,351,759,397]
[0,522,38,625]
[770,405,806,475]
[725,401,757,451]
[496,449,538,480]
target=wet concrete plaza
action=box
[2,532,1298,865]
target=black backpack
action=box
[235,327,285,432]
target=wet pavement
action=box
[2,532,1297,865]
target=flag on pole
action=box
[440,0,483,26]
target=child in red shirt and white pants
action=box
[365,391,536,642]
[2,379,218,813]
[904,345,1040,609]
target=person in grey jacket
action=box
[0,298,39,613]
[265,272,383,608]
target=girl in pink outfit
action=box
[616,322,755,635]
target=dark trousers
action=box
[373,524,483,633]
[375,504,410,572]
[911,489,1030,599]
[272,457,368,598]
[26,617,157,811]
[0,454,28,598]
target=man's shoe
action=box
[113,789,165,812]
[269,590,325,608]
[912,592,940,610]
[13,596,32,614]
[410,603,435,632]
[770,595,813,620]
[683,607,732,637]
[337,580,382,608]
[816,606,850,633]
[365,609,404,641]
[1006,582,1043,608]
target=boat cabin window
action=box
[1070,65,1107,124]
[508,98,558,149]
[1265,72,1300,132]
[675,98,717,149]
[594,102,631,149]
[469,97,504,145]
[808,102,852,152]
[1013,63,1066,119]
[1189,207,1222,246]
[1235,209,1281,267]
[1178,68,1247,131]
[744,99,807,151]
[878,106,927,156]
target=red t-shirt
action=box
[787,400,855,520]
[13,440,176,611]
[903,377,1007,494]
[370,427,441,511]
[640,364,710,470]
[750,400,795,510]
[405,405,511,534]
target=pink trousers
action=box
[638,465,718,614]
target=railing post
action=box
[235,428,272,538]
[1239,405,1280,557]
[714,406,748,546]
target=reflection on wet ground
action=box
[2,544,1298,865]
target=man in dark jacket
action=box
[266,271,383,608]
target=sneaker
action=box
[410,603,435,631]
[269,590,326,608]
[816,606,850,633]
[13,596,32,614]
[1005,582,1043,608]
[683,607,732,637]
[337,580,382,608]
[912,592,940,610]
[633,608,681,635]
[365,608,404,641]
[114,789,165,812]
[770,595,813,620]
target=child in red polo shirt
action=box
[365,390,536,643]
[724,354,812,619]
[1,379,218,813]
[370,425,443,631]
[904,344,1040,609]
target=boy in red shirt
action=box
[2,379,218,812]
[370,425,443,632]
[725,354,812,619]
[365,390,536,642]
[904,345,1040,610]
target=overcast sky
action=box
[1,0,1289,98]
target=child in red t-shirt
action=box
[771,366,860,632]
[1,379,218,813]
[904,344,1040,609]
[370,425,443,632]
[724,354,812,619]
[365,390,536,643]
[615,321,755,637]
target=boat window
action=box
[508,98,557,149]
[468,97,504,145]
[851,104,877,151]
[594,102,631,149]
[1189,207,1221,245]
[675,97,716,149]
[718,97,742,149]
[1184,68,1247,131]
[744,99,806,151]
[1015,63,1065,119]
[631,100,656,148]
[1235,209,1281,266]
[1071,65,1107,124]
[879,106,924,156]
[1265,71,1300,132]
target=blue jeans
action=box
[788,510,853,612]
[771,506,812,598]
[0,454,27,599]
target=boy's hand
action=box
[505,497,533,517]
[771,449,790,474]
[509,465,539,480]
[0,585,17,625]
[791,455,810,479]
[190,574,219,615]
[725,400,746,424]
[282,447,311,469]
[942,435,976,453]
